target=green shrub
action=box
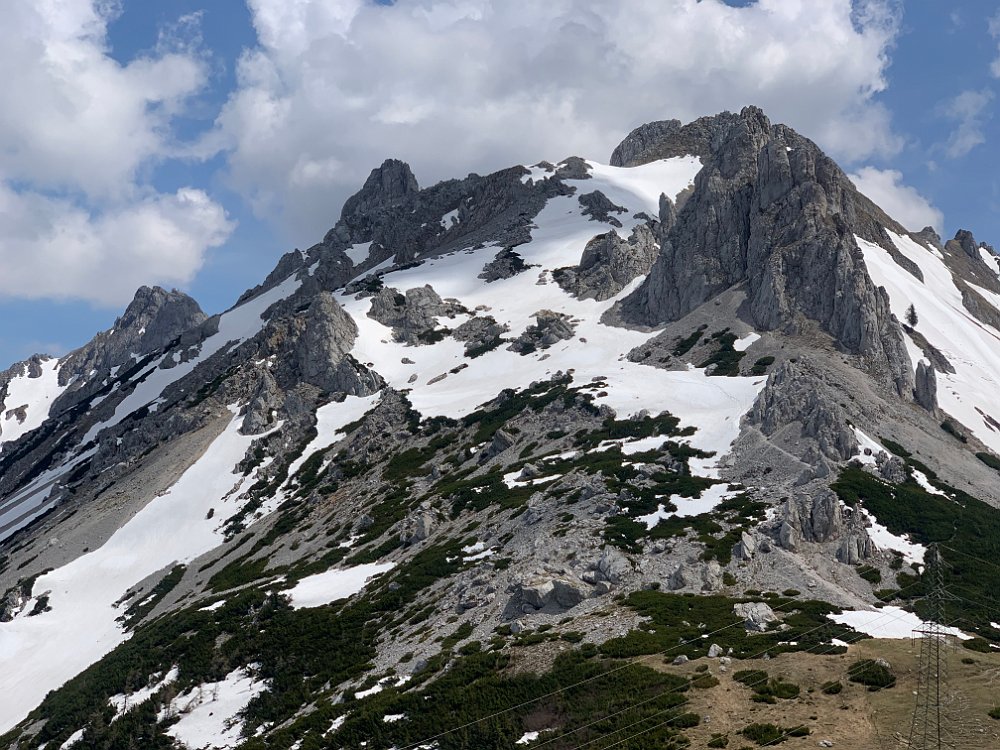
[740,723,784,744]
[821,681,843,695]
[847,659,896,690]
[990,707,1000,720]
[856,565,882,584]
[690,673,720,689]
[750,356,775,376]
[940,419,967,442]
[672,325,707,356]
[707,733,729,748]
[976,452,1000,472]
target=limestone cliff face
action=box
[618,107,913,395]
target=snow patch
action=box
[635,484,742,529]
[830,606,969,640]
[859,508,926,566]
[284,562,395,609]
[346,241,373,266]
[733,332,760,352]
[0,357,65,451]
[59,729,85,749]
[108,666,179,720]
[911,469,946,497]
[161,667,266,750]
[285,393,382,482]
[852,428,884,466]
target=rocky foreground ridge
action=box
[1,107,1000,749]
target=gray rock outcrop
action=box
[509,310,576,354]
[452,315,509,355]
[293,293,370,394]
[618,107,913,396]
[578,190,628,227]
[747,361,858,462]
[368,285,465,345]
[511,576,590,614]
[914,361,937,413]
[60,286,207,385]
[241,369,281,435]
[478,248,531,282]
[554,225,659,301]
[734,601,778,632]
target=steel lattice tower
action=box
[907,545,956,750]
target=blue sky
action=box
[1,0,999,368]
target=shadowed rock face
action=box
[617,107,913,396]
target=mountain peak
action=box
[610,106,771,168]
[340,158,419,224]
[57,286,206,385]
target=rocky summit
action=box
[1,107,1000,749]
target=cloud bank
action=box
[213,0,904,244]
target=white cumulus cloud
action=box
[0,186,233,304]
[0,1,234,306]
[211,0,904,245]
[849,166,943,232]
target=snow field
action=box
[858,231,1000,454]
[0,410,278,734]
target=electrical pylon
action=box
[907,544,956,750]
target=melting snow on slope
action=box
[859,508,926,566]
[0,410,276,734]
[852,428,884,466]
[830,606,969,640]
[0,357,65,451]
[59,729,85,749]
[340,157,765,472]
[284,562,395,609]
[911,469,946,497]
[858,231,1000,454]
[635,484,743,529]
[160,667,266,750]
[108,666,180,720]
[285,393,382,481]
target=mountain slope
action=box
[1,107,999,749]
